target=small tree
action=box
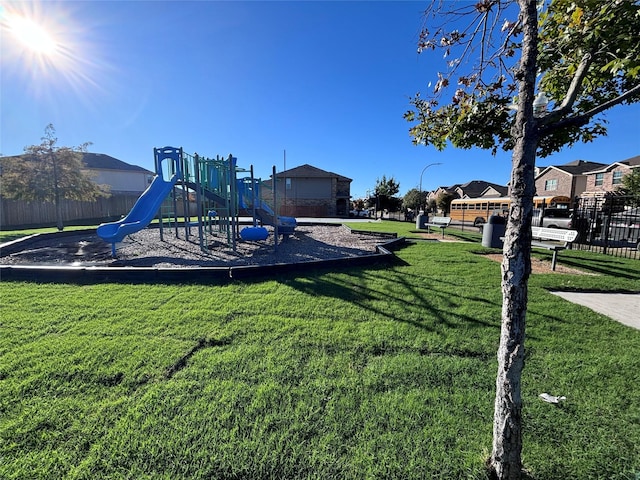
[364,193,376,211]
[374,175,400,197]
[436,191,456,215]
[1,124,109,230]
[374,175,401,213]
[402,188,428,211]
[617,169,640,205]
[352,198,366,212]
[405,1,640,478]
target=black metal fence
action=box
[572,195,639,260]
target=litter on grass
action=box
[539,393,566,404]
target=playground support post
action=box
[194,153,205,250]
[154,146,185,243]
[171,175,179,238]
[167,150,180,238]
[229,155,237,252]
[181,177,189,241]
[182,150,191,241]
[273,165,278,252]
[250,165,257,227]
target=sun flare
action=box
[0,1,108,102]
[6,14,57,55]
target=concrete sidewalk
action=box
[551,292,640,330]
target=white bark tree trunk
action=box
[490,1,539,479]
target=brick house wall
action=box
[584,164,632,194]
[259,164,352,217]
[535,160,609,199]
[535,168,574,198]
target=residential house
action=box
[582,155,640,197]
[427,185,459,205]
[477,184,510,198]
[534,159,607,199]
[453,180,509,199]
[0,152,153,228]
[427,180,508,204]
[1,152,154,194]
[425,180,508,215]
[82,153,154,194]
[261,164,352,217]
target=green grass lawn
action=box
[1,222,639,479]
[0,225,99,244]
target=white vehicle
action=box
[349,209,370,218]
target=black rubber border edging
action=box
[0,228,406,284]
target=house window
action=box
[595,173,604,186]
[612,171,624,185]
[285,178,292,190]
[544,179,558,191]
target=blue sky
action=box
[1,1,638,199]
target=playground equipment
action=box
[240,226,269,241]
[97,147,182,257]
[97,146,296,256]
[166,151,242,252]
[236,172,297,237]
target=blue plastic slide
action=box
[254,201,297,235]
[97,173,179,256]
[236,179,297,235]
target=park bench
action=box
[530,227,578,271]
[424,216,452,237]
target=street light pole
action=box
[419,162,442,193]
[419,162,442,215]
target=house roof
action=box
[479,185,510,197]
[536,159,607,178]
[274,164,351,182]
[1,152,152,174]
[435,184,460,192]
[81,153,152,173]
[625,155,640,167]
[456,180,508,198]
[585,155,640,174]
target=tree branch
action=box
[538,53,592,126]
[497,18,521,57]
[539,82,640,136]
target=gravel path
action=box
[1,225,389,268]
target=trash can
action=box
[416,211,429,229]
[482,215,506,248]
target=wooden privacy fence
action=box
[0,194,142,229]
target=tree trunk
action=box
[51,153,64,231]
[489,1,539,479]
[55,203,64,231]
